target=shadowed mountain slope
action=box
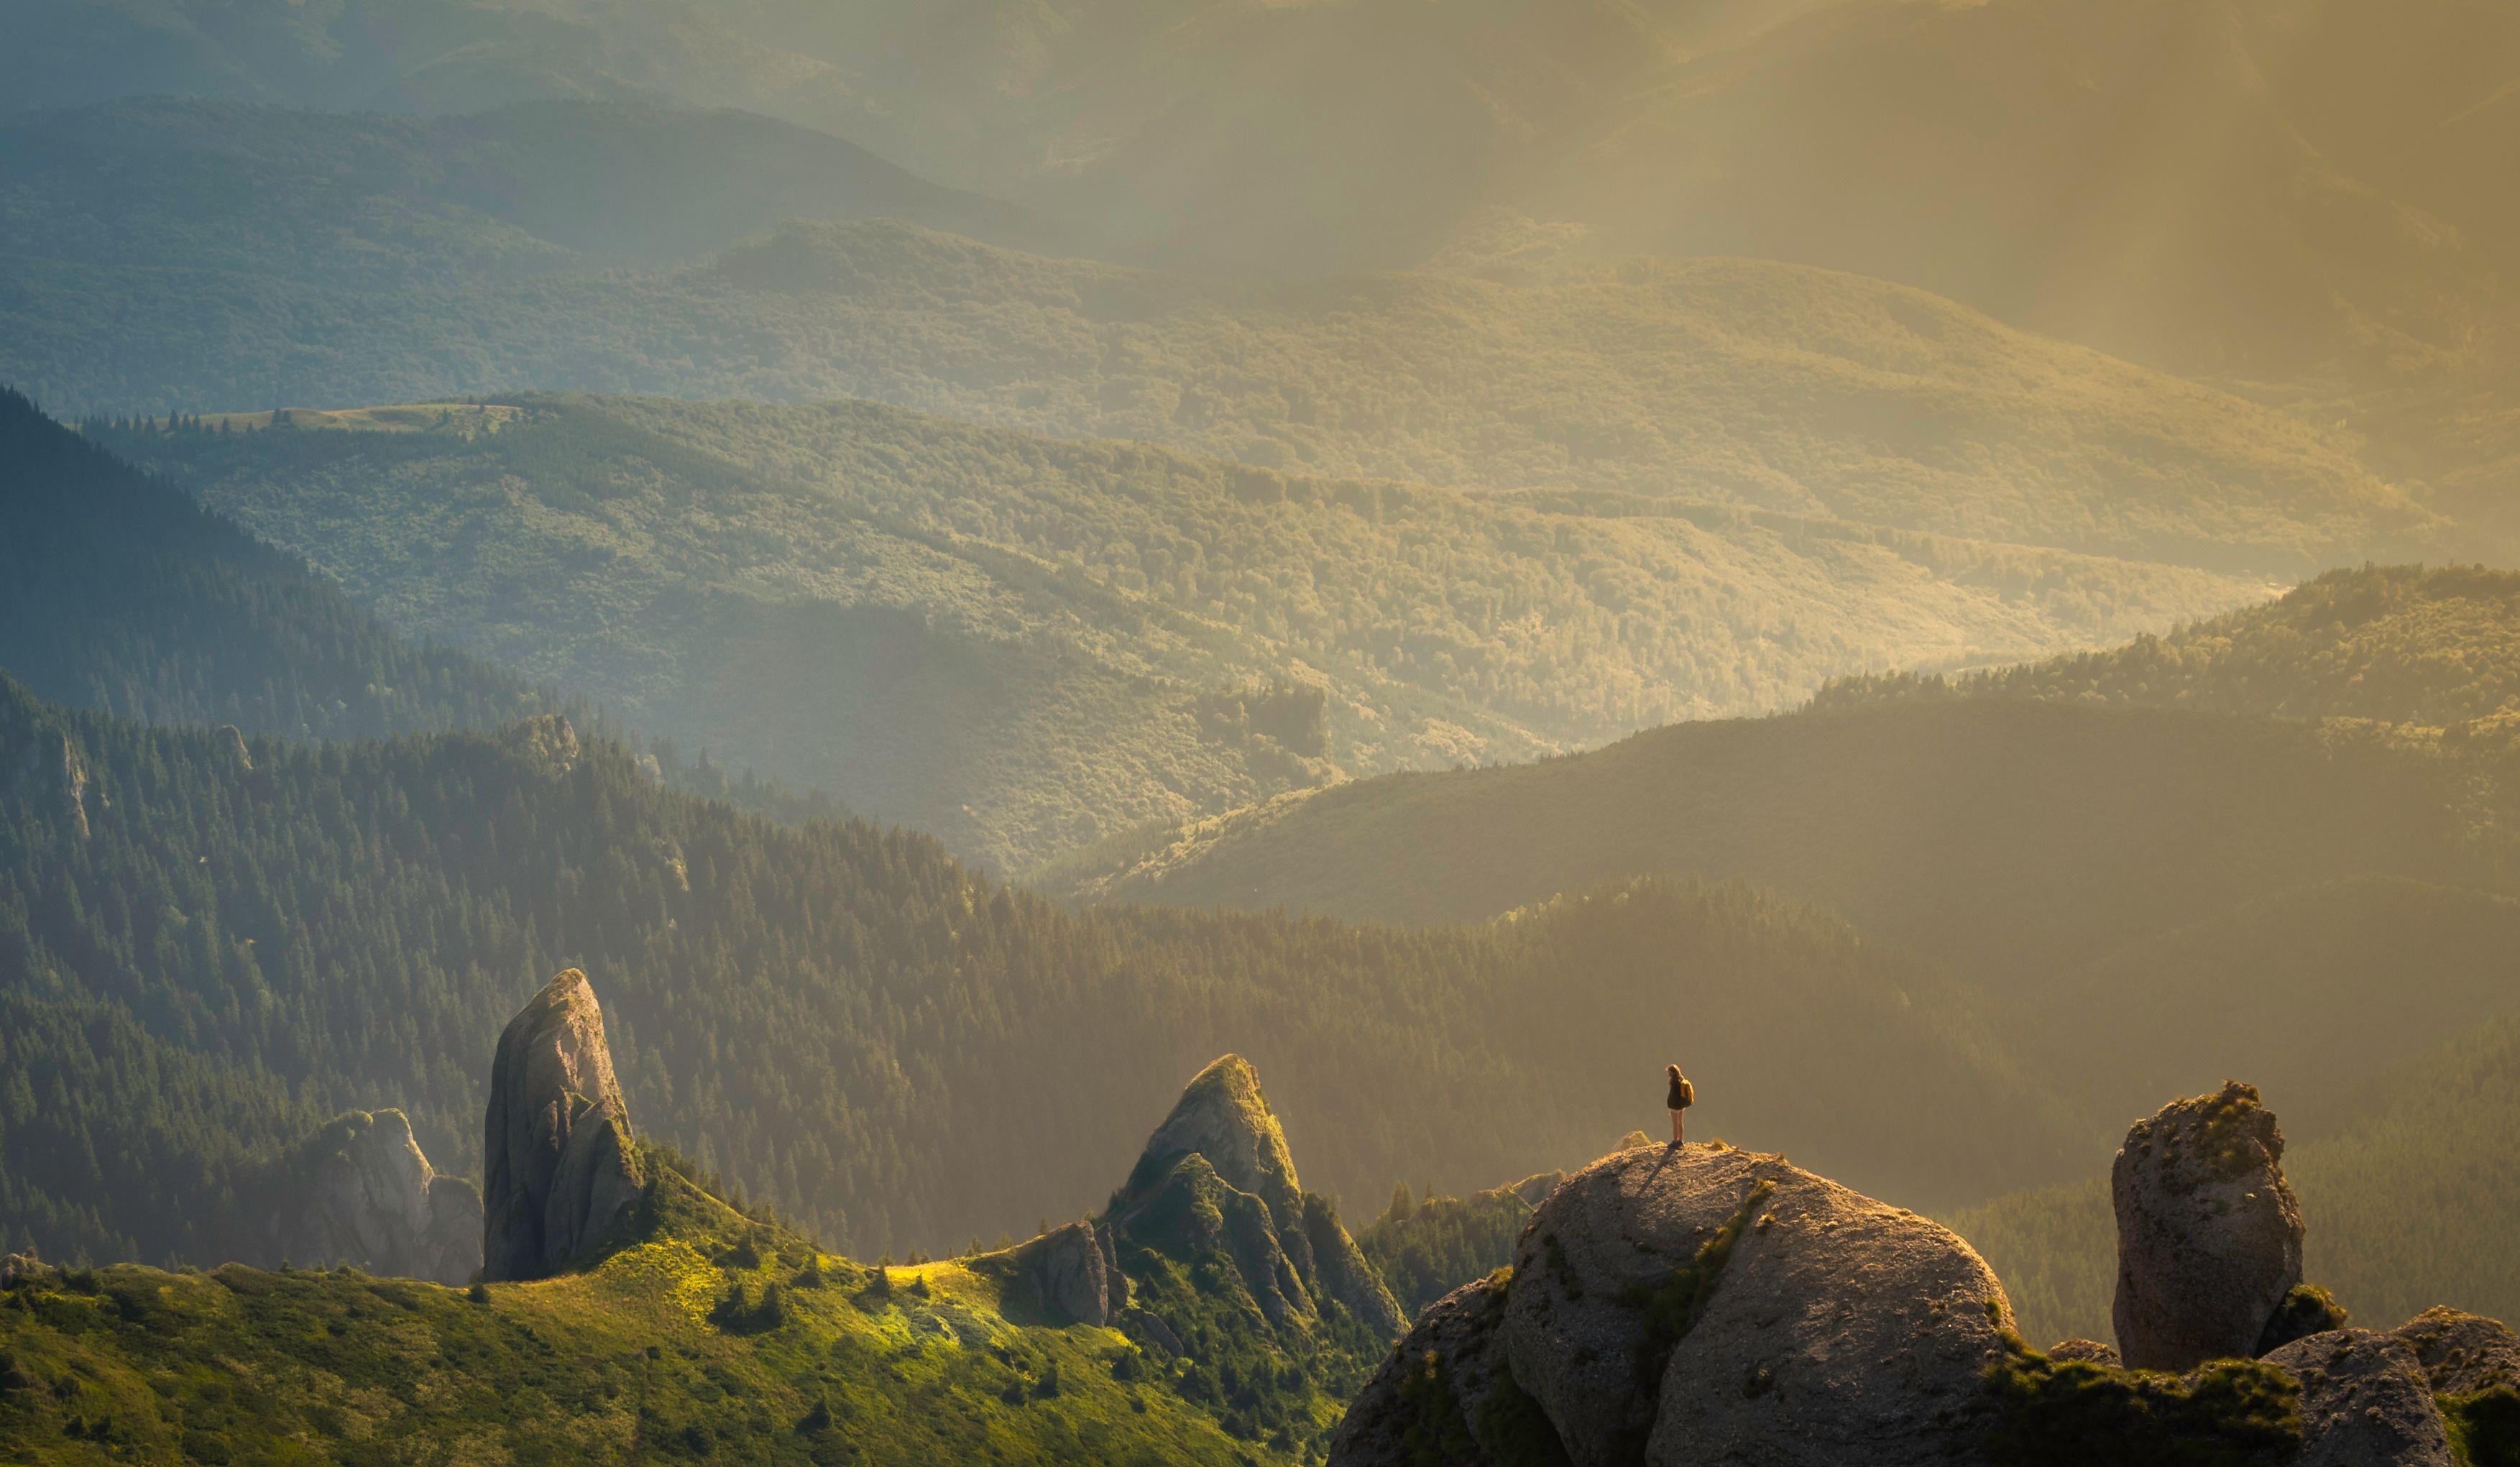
[1041,696,2508,988]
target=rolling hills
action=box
[1039,694,2508,983]
[1817,562,2520,727]
[93,394,2261,870]
[15,0,2518,392]
[0,96,2460,575]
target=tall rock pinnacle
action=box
[1116,1054,1403,1337]
[2112,1080,2304,1370]
[481,969,645,1282]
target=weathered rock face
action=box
[267,1109,481,1285]
[1331,1274,1524,1467]
[2112,1081,2304,1371]
[2392,1307,2520,1397]
[1402,1144,2018,1467]
[1006,1222,1112,1327]
[12,726,92,839]
[2263,1330,2455,1467]
[1114,1055,1402,1335]
[482,969,645,1282]
[215,724,252,775]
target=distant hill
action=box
[0,385,546,740]
[0,97,1026,277]
[1040,696,2510,987]
[95,394,2256,870]
[0,673,2079,1270]
[1954,1015,2520,1346]
[0,97,2456,575]
[1817,564,2520,728]
[13,0,2516,390]
[2003,876,2520,1149]
[0,387,845,826]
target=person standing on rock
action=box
[1665,1064,1695,1146]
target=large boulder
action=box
[267,1109,481,1284]
[1331,1274,1525,1467]
[2263,1329,2455,1467]
[1493,1144,2010,1467]
[1006,1222,1112,1327]
[1115,1055,1402,1335]
[2112,1081,2304,1370]
[2391,1307,2520,1397]
[481,969,645,1282]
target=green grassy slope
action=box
[0,1157,1300,1466]
[1818,564,2520,728]
[95,395,2255,870]
[1953,1016,2520,1348]
[0,672,2079,1272]
[1043,696,2508,987]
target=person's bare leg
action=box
[1670,1109,1683,1146]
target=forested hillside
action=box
[1956,1014,2520,1347]
[1044,696,2516,980]
[1817,564,2520,728]
[94,395,2257,868]
[0,387,544,740]
[0,673,2079,1270]
[0,389,845,828]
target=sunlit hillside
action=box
[96,396,2259,868]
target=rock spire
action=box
[481,969,645,1282]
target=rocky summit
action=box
[1334,1140,2015,1467]
[1113,1055,1404,1339]
[2112,1080,2306,1370]
[480,967,645,1282]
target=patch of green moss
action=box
[2255,1283,2349,1355]
[1983,1342,2301,1466]
[2193,1083,2273,1179]
[2443,1385,2520,1467]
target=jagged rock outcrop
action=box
[1335,1144,2013,1467]
[2112,1080,2304,1371]
[1005,1221,1113,1326]
[1111,1055,1403,1336]
[2392,1307,2520,1396]
[12,726,93,839]
[215,724,252,774]
[482,969,645,1282]
[265,1109,480,1285]
[2263,1330,2456,1467]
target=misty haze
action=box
[4,1,2520,1463]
